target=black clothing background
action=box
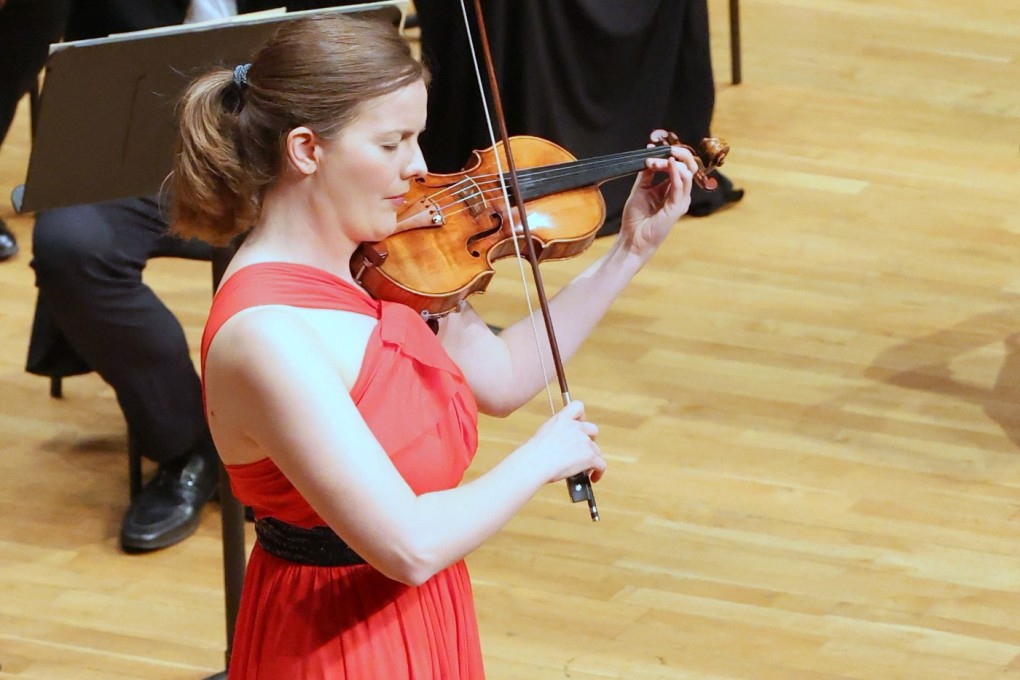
[63,0,188,41]
[415,0,716,236]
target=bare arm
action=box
[205,308,604,587]
[441,133,699,416]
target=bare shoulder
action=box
[204,305,375,463]
[205,306,326,413]
[207,304,375,397]
[210,305,315,358]
[216,301,372,348]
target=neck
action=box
[237,183,358,283]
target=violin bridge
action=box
[455,176,488,218]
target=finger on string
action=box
[676,158,695,194]
[669,145,701,175]
[664,158,692,207]
[645,154,689,177]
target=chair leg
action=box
[729,0,742,85]
[28,78,41,141]
[209,242,246,677]
[49,376,62,398]
[216,464,247,675]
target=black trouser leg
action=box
[0,0,70,145]
[30,196,213,465]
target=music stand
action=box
[12,2,409,678]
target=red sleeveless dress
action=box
[200,262,485,680]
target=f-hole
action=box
[465,211,504,257]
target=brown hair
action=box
[170,12,428,245]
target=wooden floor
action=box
[4,1,1020,677]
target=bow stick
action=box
[459,0,599,521]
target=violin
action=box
[351,133,729,318]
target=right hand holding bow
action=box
[522,400,605,485]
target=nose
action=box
[403,141,428,180]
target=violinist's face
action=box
[319,79,428,244]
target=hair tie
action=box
[233,63,252,88]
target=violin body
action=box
[352,136,605,317]
[351,134,728,318]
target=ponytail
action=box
[171,68,266,245]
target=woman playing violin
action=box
[172,11,698,680]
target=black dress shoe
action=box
[120,444,219,553]
[0,218,18,261]
[688,169,745,217]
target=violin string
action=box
[422,149,666,222]
[457,0,556,414]
[418,146,672,217]
[429,147,668,201]
[413,144,663,208]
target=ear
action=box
[284,126,321,176]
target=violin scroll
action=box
[697,137,729,178]
[663,132,729,191]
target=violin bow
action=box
[458,0,599,521]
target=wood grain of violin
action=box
[351,134,729,318]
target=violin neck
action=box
[514,146,673,201]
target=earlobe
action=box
[286,126,320,176]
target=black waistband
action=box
[254,516,366,567]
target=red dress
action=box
[200,262,485,680]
